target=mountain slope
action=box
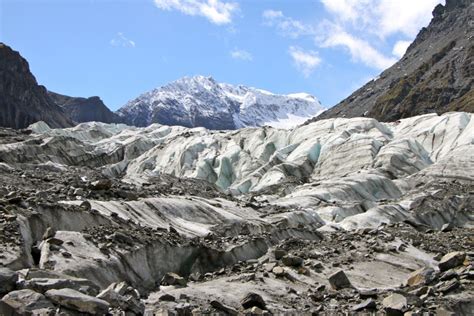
[0,43,74,129]
[48,91,123,124]
[117,76,324,129]
[310,0,473,123]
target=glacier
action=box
[7,111,470,232]
[0,112,472,314]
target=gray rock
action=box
[438,252,466,271]
[281,255,303,267]
[382,293,407,316]
[159,294,176,302]
[111,231,134,245]
[45,288,110,314]
[90,179,112,191]
[406,267,436,286]
[210,300,238,316]
[160,272,187,287]
[20,277,100,296]
[0,268,18,295]
[0,301,15,316]
[440,223,454,232]
[241,292,266,310]
[274,248,287,260]
[264,262,277,272]
[1,289,55,315]
[439,269,458,281]
[79,200,91,211]
[272,266,286,277]
[351,298,376,311]
[175,302,192,316]
[437,279,460,294]
[42,227,55,240]
[97,283,144,315]
[328,270,352,290]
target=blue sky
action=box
[1,0,442,110]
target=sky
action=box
[0,0,443,110]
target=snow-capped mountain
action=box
[117,76,324,129]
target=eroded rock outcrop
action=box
[0,43,73,129]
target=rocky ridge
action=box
[0,112,472,314]
[0,43,74,129]
[309,0,473,123]
[48,91,123,124]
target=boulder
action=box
[97,282,144,315]
[438,252,466,271]
[382,293,407,316]
[437,279,461,294]
[263,262,277,272]
[1,289,55,315]
[45,288,110,314]
[406,267,436,286]
[159,294,176,302]
[160,272,187,287]
[90,179,112,191]
[241,292,266,310]
[0,268,18,295]
[0,301,15,316]
[20,277,100,296]
[281,255,303,267]
[440,223,454,232]
[274,248,287,260]
[210,300,238,315]
[328,270,352,290]
[79,200,92,211]
[272,267,286,277]
[42,227,55,240]
[351,298,376,311]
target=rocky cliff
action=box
[48,91,123,124]
[0,43,73,129]
[310,0,473,123]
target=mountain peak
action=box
[118,76,324,129]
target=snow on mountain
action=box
[117,76,325,129]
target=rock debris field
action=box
[0,112,473,315]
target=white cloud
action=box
[320,0,443,38]
[230,49,253,61]
[289,46,321,77]
[392,40,411,58]
[110,32,135,48]
[376,0,442,38]
[263,0,440,71]
[262,9,314,38]
[320,0,370,22]
[154,0,238,25]
[321,24,396,70]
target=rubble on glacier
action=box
[0,113,472,314]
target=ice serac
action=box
[1,111,469,232]
[117,75,324,129]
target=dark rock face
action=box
[48,91,123,124]
[309,0,473,123]
[0,43,74,129]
